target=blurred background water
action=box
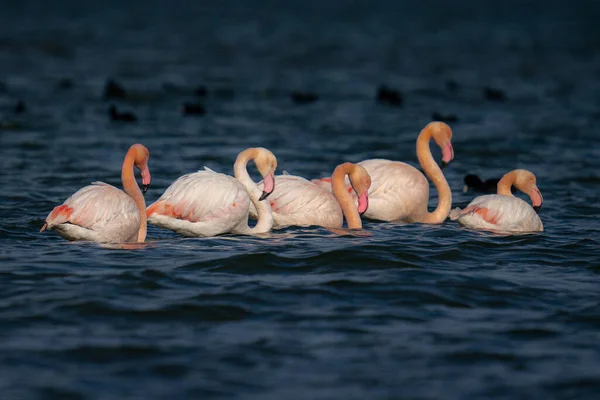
[1,0,600,398]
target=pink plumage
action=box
[312,122,454,224]
[42,182,142,242]
[449,169,544,233]
[41,144,151,243]
[146,148,277,237]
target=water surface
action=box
[1,1,600,399]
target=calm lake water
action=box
[1,1,600,398]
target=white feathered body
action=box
[43,182,141,243]
[449,194,543,233]
[250,174,344,228]
[146,170,251,237]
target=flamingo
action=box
[312,121,454,223]
[449,169,543,233]
[41,144,151,243]
[146,147,277,237]
[250,162,371,229]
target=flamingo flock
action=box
[41,121,545,244]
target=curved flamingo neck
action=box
[497,171,516,196]
[121,148,146,242]
[416,127,452,224]
[332,164,362,229]
[233,149,273,234]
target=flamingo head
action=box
[513,169,543,212]
[348,164,372,215]
[131,144,151,194]
[429,121,454,168]
[254,148,278,201]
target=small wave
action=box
[56,299,253,322]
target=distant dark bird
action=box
[57,78,74,89]
[14,100,26,114]
[463,174,500,194]
[290,91,318,104]
[109,105,137,122]
[182,102,206,116]
[445,80,459,91]
[376,85,403,106]
[103,79,127,99]
[194,85,208,97]
[483,87,507,101]
[432,111,458,123]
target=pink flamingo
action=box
[312,121,454,223]
[146,147,277,237]
[449,169,543,233]
[41,144,151,243]
[250,162,371,229]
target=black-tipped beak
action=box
[440,161,448,169]
[259,191,270,201]
[533,205,541,214]
[142,184,150,194]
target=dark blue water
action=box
[1,1,600,398]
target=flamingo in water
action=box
[146,147,277,237]
[249,162,372,229]
[41,143,151,243]
[449,169,543,233]
[312,121,454,223]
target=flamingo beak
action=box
[531,185,543,213]
[357,192,369,215]
[141,165,151,195]
[439,142,454,169]
[259,170,275,201]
